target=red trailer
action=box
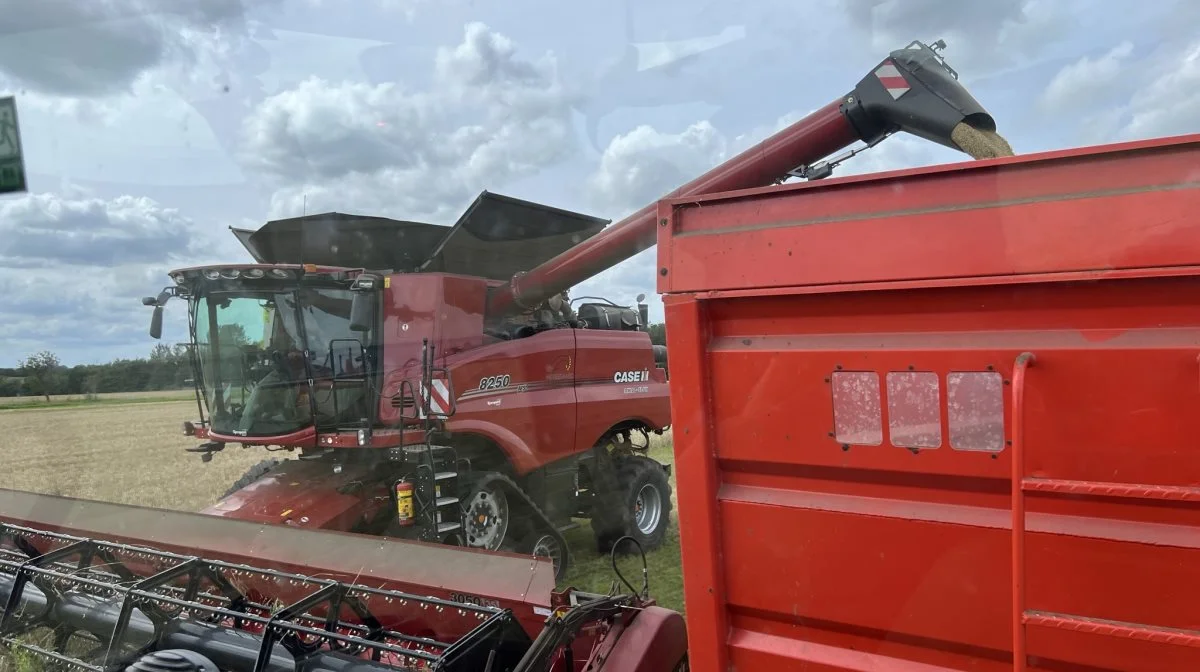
[657,133,1200,671]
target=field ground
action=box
[0,398,686,615]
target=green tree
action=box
[218,324,249,347]
[647,322,666,346]
[19,351,61,402]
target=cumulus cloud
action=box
[585,120,724,216]
[840,0,1065,72]
[1120,41,1200,140]
[1035,34,1200,145]
[0,192,198,267]
[0,189,234,363]
[1039,41,1134,113]
[241,22,578,222]
[0,0,266,97]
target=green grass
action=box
[559,434,685,615]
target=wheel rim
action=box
[464,487,509,551]
[634,483,663,535]
[530,534,563,572]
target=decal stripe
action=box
[874,60,910,100]
[418,378,451,417]
[430,379,450,414]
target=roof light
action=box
[270,269,293,279]
[220,269,241,279]
[203,269,221,280]
[244,268,265,279]
[171,274,185,285]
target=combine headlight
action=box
[270,268,294,279]
[171,274,185,285]
[203,269,221,280]
[220,269,241,279]
[244,268,265,279]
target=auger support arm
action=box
[486,40,1002,316]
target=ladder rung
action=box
[1025,611,1200,648]
[1022,478,1200,502]
[435,496,459,507]
[437,522,462,533]
[435,471,457,481]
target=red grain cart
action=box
[657,133,1200,671]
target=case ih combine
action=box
[6,38,1198,671]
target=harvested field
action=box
[0,400,268,508]
[0,399,686,614]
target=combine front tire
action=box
[461,482,510,552]
[461,473,570,582]
[616,455,672,551]
[221,459,281,499]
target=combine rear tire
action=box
[222,459,281,499]
[614,455,672,552]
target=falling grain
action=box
[951,122,1015,160]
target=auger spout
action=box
[486,39,1012,316]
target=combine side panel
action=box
[658,134,1200,672]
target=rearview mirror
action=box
[149,306,164,339]
[349,293,374,332]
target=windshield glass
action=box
[193,287,363,437]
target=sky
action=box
[0,0,1197,366]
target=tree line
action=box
[1,345,192,400]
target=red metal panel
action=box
[592,606,689,671]
[658,136,1200,670]
[661,295,729,672]
[658,133,1200,295]
[0,488,556,641]
[573,329,670,451]
[440,328,580,472]
[200,458,384,529]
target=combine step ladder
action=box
[399,443,465,541]
[1009,352,1200,671]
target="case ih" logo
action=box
[613,370,650,383]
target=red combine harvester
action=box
[129,42,1004,580]
[152,192,675,581]
[9,39,1191,671]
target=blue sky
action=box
[0,0,1197,365]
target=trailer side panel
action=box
[658,134,1200,672]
